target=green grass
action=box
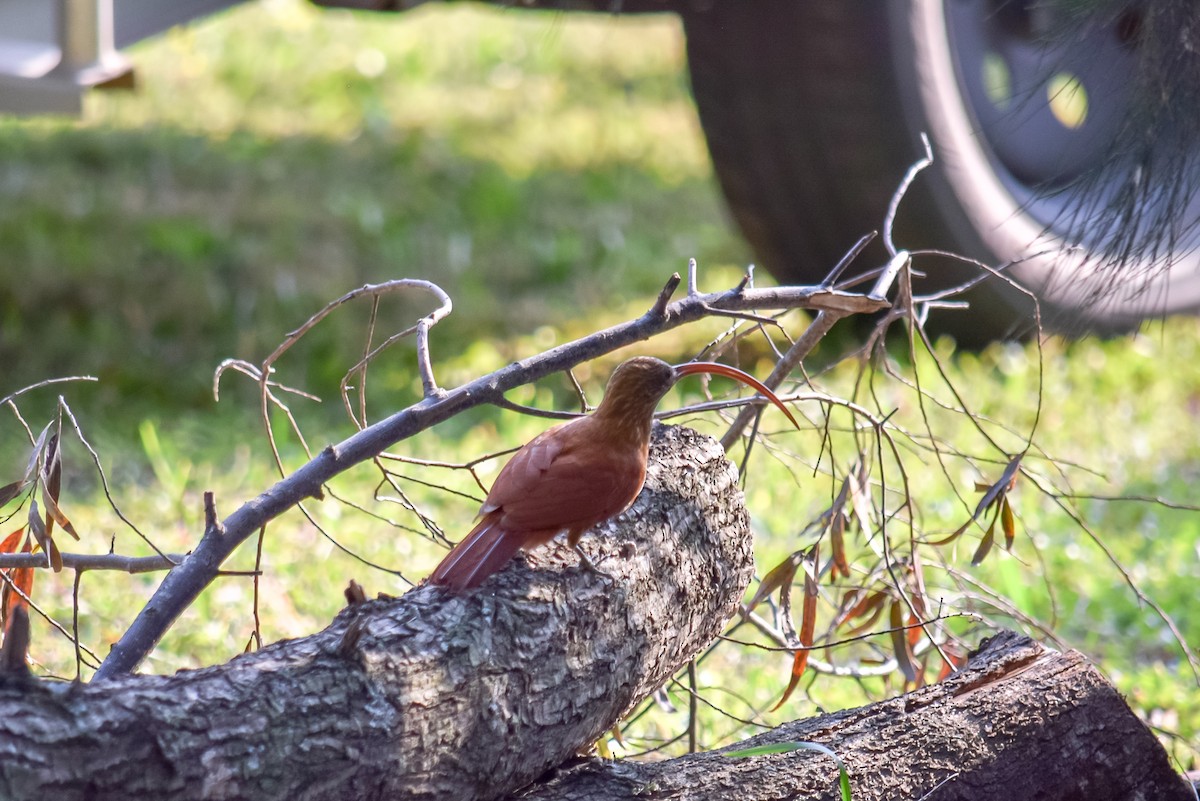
[1,0,1198,769]
[0,1,729,416]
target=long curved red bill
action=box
[673,361,801,430]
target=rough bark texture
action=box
[512,631,1193,801]
[0,424,754,801]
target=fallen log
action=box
[0,423,754,801]
[512,630,1194,801]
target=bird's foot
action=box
[573,545,616,584]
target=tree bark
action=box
[0,423,754,801]
[512,630,1193,801]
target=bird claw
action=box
[573,545,617,585]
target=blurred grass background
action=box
[0,0,1198,765]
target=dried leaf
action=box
[816,467,862,584]
[26,501,62,573]
[23,424,52,488]
[834,588,885,630]
[609,725,626,748]
[907,613,924,649]
[890,600,918,683]
[906,581,928,648]
[48,538,61,574]
[772,547,820,711]
[42,433,61,500]
[1001,496,1016,551]
[844,600,886,638]
[39,482,79,541]
[970,512,998,566]
[829,510,850,580]
[924,528,966,547]
[0,529,22,554]
[953,454,1024,539]
[0,480,26,509]
[41,434,61,539]
[1,530,34,630]
[745,551,803,616]
[776,566,798,647]
[847,463,873,534]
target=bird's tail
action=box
[428,514,525,591]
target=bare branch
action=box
[0,552,186,573]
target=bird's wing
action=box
[479,423,568,515]
[484,421,645,533]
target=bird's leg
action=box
[568,531,616,584]
[572,544,617,583]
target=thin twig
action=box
[61,402,174,562]
[0,376,98,409]
[72,569,83,681]
[821,231,877,287]
[686,660,698,753]
[883,132,933,257]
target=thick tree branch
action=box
[510,631,1194,801]
[95,280,886,680]
[0,425,754,801]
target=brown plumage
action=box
[428,357,798,591]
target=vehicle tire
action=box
[681,0,1200,342]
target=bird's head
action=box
[595,356,800,431]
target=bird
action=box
[427,356,800,591]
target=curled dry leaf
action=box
[825,463,868,581]
[846,463,874,535]
[771,545,820,711]
[40,483,79,542]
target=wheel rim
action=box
[946,1,1139,190]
